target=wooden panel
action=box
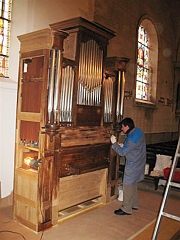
[58,169,107,211]
[20,121,40,142]
[23,57,44,80]
[76,105,102,126]
[14,168,38,201]
[21,56,44,113]
[21,81,42,113]
[17,28,53,53]
[14,168,39,230]
[60,126,111,147]
[59,143,109,177]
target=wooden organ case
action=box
[14,17,129,232]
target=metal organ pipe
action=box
[47,49,56,124]
[92,41,97,105]
[53,50,62,124]
[116,70,125,122]
[66,66,71,121]
[78,44,83,104]
[97,49,103,105]
[47,49,63,125]
[103,76,113,122]
[120,71,125,118]
[63,66,68,120]
[60,67,65,121]
[60,65,74,122]
[68,66,74,121]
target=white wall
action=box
[0,0,94,198]
[0,80,17,197]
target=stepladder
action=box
[152,136,180,239]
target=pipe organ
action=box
[14,17,129,232]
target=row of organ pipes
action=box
[78,40,103,106]
[61,65,75,122]
[46,40,129,131]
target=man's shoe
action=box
[114,209,131,215]
[132,207,138,210]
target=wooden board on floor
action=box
[129,216,180,240]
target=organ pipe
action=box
[60,65,75,123]
[53,50,62,124]
[47,49,63,125]
[116,71,125,122]
[47,49,56,124]
[77,39,103,106]
[103,76,114,122]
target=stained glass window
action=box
[0,0,12,77]
[136,26,150,101]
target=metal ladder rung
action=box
[162,212,180,221]
[152,136,180,240]
[170,181,180,188]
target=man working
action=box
[110,117,146,215]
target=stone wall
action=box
[94,0,180,142]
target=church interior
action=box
[0,0,180,239]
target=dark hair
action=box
[121,117,135,131]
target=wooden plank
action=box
[58,143,109,176]
[15,215,37,232]
[58,169,107,211]
[131,217,180,240]
[14,193,37,208]
[18,28,53,53]
[15,168,38,203]
[15,168,38,179]
[14,200,38,226]
[60,126,111,147]
[58,198,103,223]
[18,112,41,122]
[14,170,39,230]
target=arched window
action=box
[136,19,158,105]
[136,26,150,100]
[0,0,12,77]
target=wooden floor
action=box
[0,186,180,240]
[130,217,180,240]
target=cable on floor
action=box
[0,230,27,240]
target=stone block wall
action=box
[94,0,180,142]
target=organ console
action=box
[13,17,129,232]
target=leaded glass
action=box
[0,0,12,77]
[136,25,150,101]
